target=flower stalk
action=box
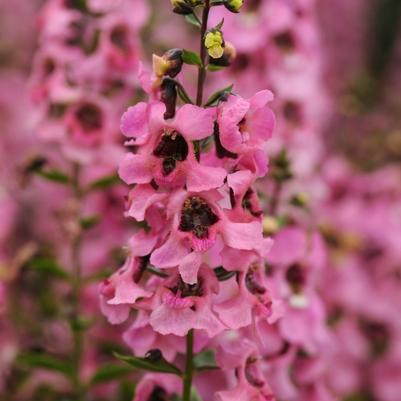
[196,0,211,106]
[183,329,194,401]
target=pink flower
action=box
[99,256,153,324]
[214,263,282,330]
[149,266,226,337]
[216,339,275,401]
[217,90,275,156]
[133,373,181,401]
[150,189,264,284]
[119,101,227,191]
[123,311,184,362]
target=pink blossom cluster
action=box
[316,160,401,401]
[99,9,284,398]
[30,0,149,163]
[1,0,149,399]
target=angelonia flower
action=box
[100,1,283,399]
[30,0,149,163]
[3,0,149,399]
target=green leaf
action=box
[70,0,88,12]
[185,13,201,29]
[80,215,101,230]
[118,381,136,401]
[27,257,70,280]
[89,174,120,190]
[177,84,194,105]
[215,18,225,30]
[18,352,72,376]
[207,64,225,72]
[91,363,132,384]
[182,49,202,66]
[204,84,234,106]
[36,169,70,184]
[193,349,218,371]
[114,351,182,376]
[70,315,94,332]
[213,266,237,282]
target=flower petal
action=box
[118,153,153,184]
[178,251,202,284]
[126,184,166,221]
[120,102,149,143]
[150,234,189,268]
[174,105,215,140]
[222,220,263,251]
[186,163,226,192]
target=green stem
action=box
[196,0,211,106]
[70,163,85,401]
[269,180,282,216]
[184,2,211,399]
[182,329,194,401]
[194,0,211,160]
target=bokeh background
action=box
[1,1,401,401]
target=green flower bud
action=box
[205,30,224,59]
[170,0,193,15]
[225,0,243,13]
[170,0,202,14]
[209,41,236,67]
[152,48,183,79]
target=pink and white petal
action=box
[120,102,149,142]
[150,234,189,268]
[100,297,130,325]
[220,247,257,270]
[221,220,263,251]
[123,318,157,356]
[214,291,253,330]
[227,170,254,197]
[128,230,158,256]
[249,89,274,109]
[118,153,153,184]
[148,101,167,134]
[192,301,226,337]
[222,95,250,123]
[247,107,275,143]
[174,105,215,140]
[186,162,226,192]
[178,251,202,284]
[126,184,166,221]
[108,275,152,305]
[250,149,269,177]
[219,124,243,154]
[150,304,196,336]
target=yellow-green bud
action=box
[209,41,236,67]
[152,49,183,79]
[153,54,169,78]
[170,0,192,15]
[262,216,279,235]
[225,0,243,13]
[170,0,202,14]
[205,31,224,59]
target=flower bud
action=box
[153,48,183,79]
[262,216,279,235]
[170,0,201,15]
[209,41,236,67]
[204,30,225,59]
[225,0,243,13]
